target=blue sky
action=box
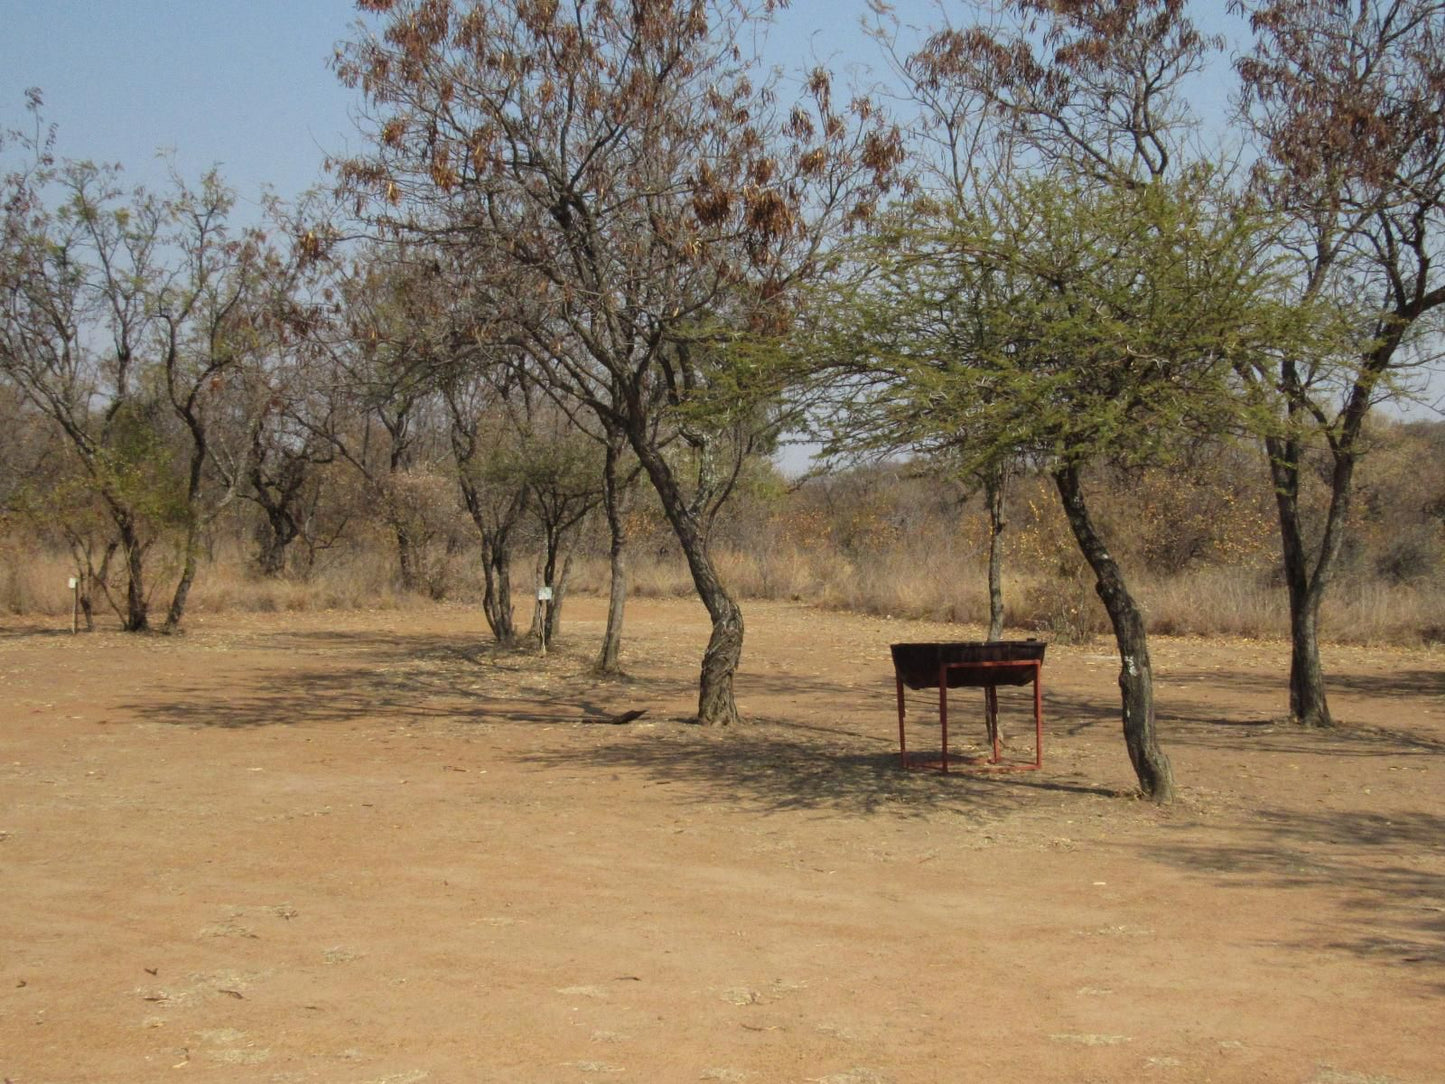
[4,3,1433,424]
[0,1,362,208]
[1,1,1244,205]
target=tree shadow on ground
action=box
[1151,663,1443,712]
[0,623,94,640]
[1163,665,1443,701]
[118,629,624,729]
[121,625,922,731]
[522,715,1124,822]
[1143,806,1445,990]
[1160,706,1445,758]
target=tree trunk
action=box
[1055,465,1175,802]
[1288,589,1330,724]
[255,506,299,576]
[117,516,150,632]
[984,470,1006,641]
[256,530,288,577]
[530,533,571,644]
[596,438,629,674]
[395,522,419,593]
[534,527,564,640]
[164,519,201,633]
[69,537,114,632]
[481,535,518,643]
[631,435,742,726]
[543,551,571,644]
[1265,431,1336,727]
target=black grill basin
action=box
[890,641,1046,691]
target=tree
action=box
[1234,0,1445,726]
[812,169,1310,802]
[336,0,899,723]
[815,0,1250,800]
[523,406,605,646]
[1,103,273,631]
[0,389,120,629]
[906,0,1220,190]
[302,248,456,595]
[443,360,534,642]
[222,203,346,578]
[153,172,279,630]
[242,396,338,576]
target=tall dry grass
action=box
[603,543,1444,647]
[4,531,1441,647]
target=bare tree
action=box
[1234,0,1445,726]
[524,407,605,646]
[301,248,455,594]
[443,360,532,642]
[336,0,899,723]
[2,103,271,630]
[155,172,277,630]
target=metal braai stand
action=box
[890,641,1047,773]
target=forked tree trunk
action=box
[482,538,518,643]
[632,436,742,726]
[117,516,150,632]
[1265,333,1400,728]
[255,505,300,576]
[530,539,573,644]
[68,538,115,632]
[459,475,527,645]
[596,436,630,673]
[1055,465,1175,802]
[544,553,572,644]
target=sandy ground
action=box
[1,597,1442,1084]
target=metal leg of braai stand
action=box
[896,675,908,769]
[938,665,951,774]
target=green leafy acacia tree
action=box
[812,170,1316,801]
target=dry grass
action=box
[1,540,72,616]
[5,533,1441,647]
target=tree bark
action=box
[984,469,1006,641]
[595,434,631,673]
[1263,325,1404,727]
[117,515,150,632]
[1265,430,1335,726]
[164,519,201,633]
[395,522,419,593]
[481,536,518,643]
[251,487,302,576]
[630,434,742,726]
[1055,465,1175,801]
[530,531,573,644]
[544,552,571,644]
[255,517,292,576]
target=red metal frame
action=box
[896,658,1043,773]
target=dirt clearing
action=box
[1,599,1441,1082]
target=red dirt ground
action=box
[1,598,1442,1083]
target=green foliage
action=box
[95,399,189,525]
[808,169,1334,474]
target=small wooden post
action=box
[69,576,79,634]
